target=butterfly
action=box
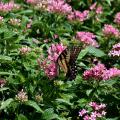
[57,46,81,80]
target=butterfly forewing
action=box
[57,46,81,80]
[57,48,70,75]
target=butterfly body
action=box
[57,46,81,80]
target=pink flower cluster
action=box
[48,0,72,15]
[9,18,21,26]
[20,46,31,55]
[15,89,28,102]
[79,102,106,120]
[76,32,99,47]
[26,0,48,10]
[103,68,120,80]
[83,63,106,80]
[38,43,66,79]
[68,10,89,22]
[0,78,6,87]
[96,6,103,14]
[102,24,120,38]
[39,59,58,79]
[26,0,89,22]
[109,43,120,57]
[0,1,20,13]
[114,12,120,25]
[83,63,120,80]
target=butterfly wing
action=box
[66,61,78,80]
[70,46,81,62]
[57,46,81,80]
[66,46,81,80]
[57,48,70,76]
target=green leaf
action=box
[86,89,93,96]
[17,114,28,120]
[25,100,43,113]
[0,87,9,92]
[56,99,73,106]
[78,47,88,59]
[0,98,14,110]
[17,10,33,15]
[105,0,111,6]
[0,55,12,61]
[87,46,105,57]
[106,118,119,120]
[0,72,16,76]
[100,79,117,86]
[42,108,58,120]
[77,99,88,107]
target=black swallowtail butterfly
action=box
[57,46,81,80]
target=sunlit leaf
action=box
[0,98,14,110]
[42,108,58,120]
[17,114,28,120]
[25,100,43,113]
[87,46,106,57]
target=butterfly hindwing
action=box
[70,46,81,62]
[66,61,78,80]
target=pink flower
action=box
[89,102,106,111]
[114,12,120,25]
[109,43,120,57]
[26,19,32,28]
[67,12,75,20]
[102,68,120,80]
[20,46,31,55]
[83,115,90,120]
[79,109,88,117]
[38,58,58,79]
[96,6,103,14]
[26,0,37,4]
[44,39,49,43]
[0,78,6,87]
[44,62,58,79]
[76,31,99,47]
[15,89,28,102]
[47,43,66,62]
[101,111,107,116]
[102,24,120,38]
[53,34,59,39]
[90,3,103,14]
[89,112,97,120]
[90,2,97,10]
[48,0,72,15]
[0,16,3,22]
[68,10,89,22]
